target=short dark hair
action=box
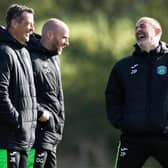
[6,4,34,30]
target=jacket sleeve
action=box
[105,64,124,129]
[56,56,65,120]
[55,57,65,135]
[58,72,65,121]
[0,50,19,127]
[57,77,65,134]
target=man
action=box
[0,4,37,168]
[105,17,168,168]
[27,18,69,168]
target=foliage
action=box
[0,0,168,167]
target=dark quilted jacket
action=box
[0,27,37,150]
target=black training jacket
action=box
[0,27,37,150]
[27,34,65,152]
[105,41,168,134]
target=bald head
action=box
[136,17,162,38]
[136,17,161,28]
[41,18,69,36]
[40,18,69,54]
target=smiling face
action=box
[41,19,69,55]
[8,11,34,44]
[14,11,34,44]
[53,27,69,55]
[135,18,161,52]
[136,21,153,42]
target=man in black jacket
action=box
[27,18,69,168]
[105,17,168,167]
[0,4,37,168]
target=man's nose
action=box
[30,24,35,33]
[66,39,69,46]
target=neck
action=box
[8,28,25,44]
[40,38,51,50]
[139,41,159,52]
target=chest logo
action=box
[130,64,139,75]
[43,62,50,73]
[156,65,167,75]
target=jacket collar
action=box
[38,42,58,57]
[27,33,58,58]
[133,41,168,58]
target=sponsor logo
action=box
[9,152,16,156]
[9,157,16,163]
[36,152,45,164]
[9,152,17,163]
[130,64,139,75]
[36,158,44,164]
[120,147,128,157]
[37,153,45,158]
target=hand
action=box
[163,126,168,134]
[38,110,50,122]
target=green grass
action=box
[0,149,35,168]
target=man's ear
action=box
[11,19,18,29]
[47,31,53,40]
[155,28,161,35]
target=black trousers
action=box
[115,133,168,168]
[7,150,28,168]
[33,149,57,168]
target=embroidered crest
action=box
[156,65,167,75]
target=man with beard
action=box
[27,18,69,168]
[105,17,168,167]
